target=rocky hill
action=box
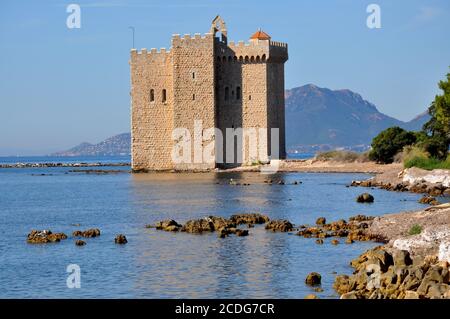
[285,84,428,153]
[52,133,131,156]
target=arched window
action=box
[162,89,167,103]
[245,56,249,63]
[239,56,243,63]
[256,56,260,63]
[250,56,255,63]
[233,56,237,62]
[236,86,241,100]
[228,56,232,62]
[222,56,227,62]
[261,54,266,62]
[225,87,229,101]
[150,89,155,102]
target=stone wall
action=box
[130,48,174,171]
[130,20,288,171]
[172,34,217,170]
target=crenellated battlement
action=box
[171,32,214,47]
[269,41,288,49]
[130,16,287,171]
[130,47,172,64]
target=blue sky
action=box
[0,0,449,155]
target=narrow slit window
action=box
[150,89,155,102]
[162,89,167,103]
[236,86,241,100]
[249,95,252,101]
[192,72,196,79]
[193,94,195,100]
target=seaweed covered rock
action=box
[208,216,236,230]
[27,230,68,244]
[265,220,294,232]
[315,217,326,226]
[229,213,269,225]
[154,220,182,232]
[72,228,101,238]
[114,234,128,244]
[75,240,86,246]
[418,196,440,206]
[297,227,328,238]
[356,193,374,203]
[305,272,322,286]
[235,229,249,237]
[349,215,375,222]
[181,218,215,233]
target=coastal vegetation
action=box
[368,70,450,170]
[408,224,422,236]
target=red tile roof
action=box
[250,30,271,40]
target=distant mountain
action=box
[285,84,427,152]
[401,111,430,132]
[52,133,131,156]
[52,85,429,156]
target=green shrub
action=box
[416,134,449,161]
[369,127,417,164]
[404,155,450,170]
[408,224,422,236]
[402,145,429,162]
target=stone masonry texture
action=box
[130,16,288,171]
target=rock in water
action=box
[316,217,326,225]
[154,220,182,232]
[27,230,68,244]
[72,228,101,238]
[305,272,322,286]
[418,196,440,206]
[229,213,270,225]
[265,220,293,232]
[75,240,86,246]
[181,218,215,233]
[115,234,128,244]
[235,229,249,237]
[356,193,374,203]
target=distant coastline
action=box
[0,155,131,168]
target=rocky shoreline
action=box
[330,203,450,299]
[335,166,450,299]
[351,167,450,196]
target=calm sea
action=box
[0,156,431,298]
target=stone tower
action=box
[130,16,288,171]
